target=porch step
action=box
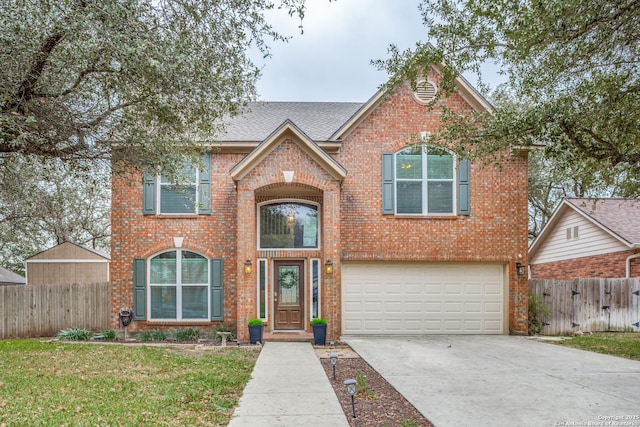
[262,331,313,342]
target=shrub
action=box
[310,318,327,325]
[248,318,264,326]
[101,329,118,341]
[528,291,551,335]
[137,330,168,342]
[175,328,200,342]
[57,328,92,341]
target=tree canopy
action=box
[377,0,640,197]
[0,0,306,173]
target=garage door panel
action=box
[343,263,504,335]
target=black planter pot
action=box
[312,324,327,345]
[248,325,263,344]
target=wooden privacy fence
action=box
[0,282,110,339]
[529,278,640,335]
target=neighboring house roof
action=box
[26,241,110,262]
[0,266,26,285]
[529,198,640,261]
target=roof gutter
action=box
[626,252,640,278]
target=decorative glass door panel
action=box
[274,260,304,329]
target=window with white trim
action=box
[395,145,456,215]
[149,250,209,320]
[159,166,198,214]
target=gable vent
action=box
[414,80,437,103]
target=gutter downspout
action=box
[625,252,640,278]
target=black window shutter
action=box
[382,153,394,214]
[133,258,147,320]
[210,259,223,321]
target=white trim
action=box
[156,165,200,215]
[26,259,109,263]
[257,258,268,322]
[257,199,321,251]
[309,258,321,321]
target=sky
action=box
[252,0,503,102]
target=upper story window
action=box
[382,145,470,216]
[143,154,211,215]
[259,202,319,249]
[396,145,455,215]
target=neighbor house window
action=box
[149,250,209,320]
[259,202,319,249]
[395,145,455,215]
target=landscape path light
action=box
[330,353,338,380]
[344,378,357,418]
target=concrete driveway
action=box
[344,335,640,427]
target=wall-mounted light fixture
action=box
[516,262,525,276]
[244,259,252,275]
[325,260,333,275]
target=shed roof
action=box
[0,266,26,285]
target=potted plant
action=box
[248,318,264,344]
[311,317,327,345]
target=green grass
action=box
[552,332,640,361]
[0,340,259,426]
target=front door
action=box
[274,260,304,330]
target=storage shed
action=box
[25,242,110,285]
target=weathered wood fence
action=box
[529,278,640,335]
[0,282,110,339]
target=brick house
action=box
[529,198,640,279]
[110,71,530,341]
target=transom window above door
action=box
[259,202,319,249]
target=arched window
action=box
[148,250,209,320]
[259,202,319,249]
[395,145,456,215]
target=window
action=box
[310,259,321,319]
[143,153,211,215]
[395,145,455,215]
[382,146,470,216]
[257,259,267,321]
[149,250,209,320]
[259,202,319,249]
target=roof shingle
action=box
[567,198,640,245]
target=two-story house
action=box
[110,70,529,341]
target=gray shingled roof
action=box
[0,266,26,285]
[567,198,640,245]
[219,102,364,142]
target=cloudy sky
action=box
[253,0,503,102]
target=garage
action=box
[342,262,505,335]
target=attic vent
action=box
[414,80,437,103]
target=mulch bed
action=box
[320,356,433,426]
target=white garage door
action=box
[342,263,505,335]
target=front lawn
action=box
[0,340,259,426]
[552,332,640,361]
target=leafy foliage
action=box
[0,0,308,174]
[137,330,168,342]
[248,318,264,326]
[57,328,92,341]
[528,292,551,335]
[377,0,640,196]
[174,328,201,342]
[101,329,118,341]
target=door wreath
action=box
[279,268,298,289]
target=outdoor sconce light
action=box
[325,260,333,275]
[344,378,357,418]
[516,262,525,276]
[244,259,252,275]
[330,353,338,380]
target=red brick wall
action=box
[336,81,529,334]
[110,76,530,338]
[530,250,640,279]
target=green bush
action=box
[247,318,263,326]
[57,328,92,341]
[175,328,200,342]
[311,318,327,325]
[137,330,168,342]
[101,329,118,341]
[528,291,551,335]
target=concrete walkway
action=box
[228,342,349,426]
